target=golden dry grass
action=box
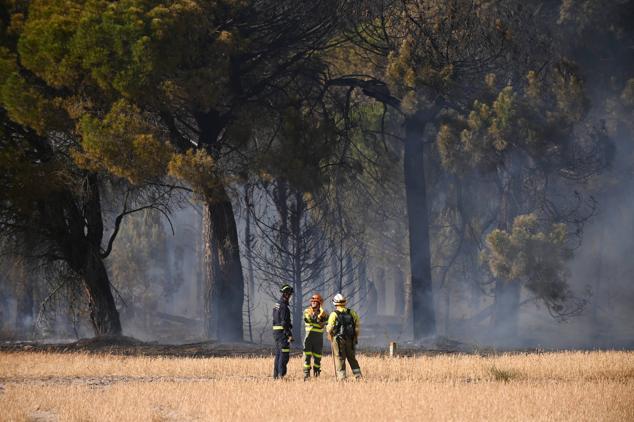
[1,351,633,421]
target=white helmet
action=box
[332,293,347,306]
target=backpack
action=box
[334,309,356,339]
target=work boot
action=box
[313,369,321,378]
[303,371,310,381]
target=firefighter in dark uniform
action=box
[273,284,294,379]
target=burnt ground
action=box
[1,335,630,357]
[0,335,520,357]
[0,335,484,357]
[0,336,279,357]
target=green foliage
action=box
[19,0,237,103]
[386,36,455,114]
[168,149,220,198]
[7,0,247,193]
[483,214,572,311]
[258,107,338,194]
[437,69,588,175]
[0,138,69,216]
[76,100,173,183]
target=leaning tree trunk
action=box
[202,185,245,342]
[75,243,122,336]
[58,178,122,337]
[404,114,436,339]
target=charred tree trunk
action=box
[202,208,218,338]
[404,113,436,339]
[290,191,304,340]
[75,243,122,335]
[0,275,9,334]
[202,187,245,342]
[196,110,245,342]
[60,177,122,337]
[366,279,378,323]
[274,180,290,271]
[492,160,521,342]
[345,254,354,301]
[358,258,367,316]
[244,189,255,343]
[403,266,413,334]
[376,267,386,314]
[314,230,326,292]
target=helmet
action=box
[332,293,347,306]
[310,293,323,305]
[280,284,294,294]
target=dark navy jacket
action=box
[273,297,293,338]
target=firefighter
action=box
[273,283,294,379]
[302,293,328,380]
[326,293,362,380]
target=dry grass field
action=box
[1,350,633,421]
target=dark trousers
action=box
[303,332,324,374]
[273,332,290,378]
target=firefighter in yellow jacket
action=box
[303,293,328,379]
[326,293,362,380]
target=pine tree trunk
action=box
[76,244,122,336]
[492,160,521,342]
[244,191,255,343]
[202,186,245,342]
[314,231,326,293]
[376,267,386,314]
[275,180,290,271]
[0,277,8,334]
[59,178,122,337]
[290,191,304,340]
[358,259,367,315]
[345,255,354,301]
[404,114,436,339]
[202,208,217,338]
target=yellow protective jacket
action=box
[326,306,361,339]
[303,307,328,334]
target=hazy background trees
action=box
[1,0,633,348]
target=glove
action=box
[288,336,294,343]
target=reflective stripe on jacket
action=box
[303,307,328,334]
[273,297,292,337]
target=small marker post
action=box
[389,341,397,358]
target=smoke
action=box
[2,156,632,350]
